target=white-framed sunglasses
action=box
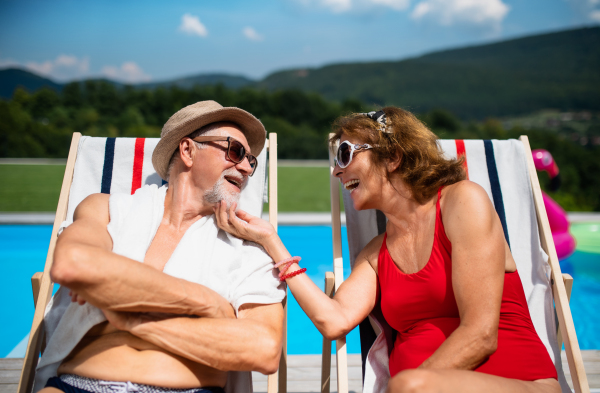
[335,140,375,168]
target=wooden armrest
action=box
[556,273,574,350]
[31,272,43,308]
[562,273,573,300]
[321,272,336,393]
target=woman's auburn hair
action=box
[330,106,466,204]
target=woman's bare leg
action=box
[386,369,560,393]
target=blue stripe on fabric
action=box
[101,138,116,194]
[484,140,510,248]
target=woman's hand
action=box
[214,201,276,246]
[69,289,86,305]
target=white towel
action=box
[35,184,285,393]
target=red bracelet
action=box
[280,267,307,282]
[274,256,301,269]
[274,256,301,279]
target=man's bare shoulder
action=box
[57,193,112,250]
[73,193,110,224]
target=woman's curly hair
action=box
[330,107,466,204]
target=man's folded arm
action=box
[107,302,284,375]
[51,193,235,319]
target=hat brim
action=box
[152,107,266,180]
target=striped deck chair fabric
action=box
[65,136,267,221]
[339,139,573,393]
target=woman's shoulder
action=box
[441,180,491,212]
[441,180,497,237]
[356,232,386,271]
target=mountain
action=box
[0,69,254,100]
[1,26,599,118]
[0,68,63,98]
[139,74,254,90]
[258,26,600,118]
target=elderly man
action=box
[35,101,285,393]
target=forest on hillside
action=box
[1,80,599,211]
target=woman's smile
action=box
[343,179,360,192]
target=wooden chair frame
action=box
[321,135,590,393]
[19,132,287,393]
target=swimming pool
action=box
[1,224,599,357]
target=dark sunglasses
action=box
[192,136,258,176]
[335,140,374,169]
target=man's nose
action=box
[236,155,253,175]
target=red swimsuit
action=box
[378,188,557,381]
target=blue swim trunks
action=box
[45,374,225,393]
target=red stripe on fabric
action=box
[455,139,469,179]
[131,138,145,194]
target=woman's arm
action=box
[214,201,379,340]
[420,181,506,370]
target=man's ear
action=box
[386,152,402,173]
[179,138,195,169]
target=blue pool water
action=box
[1,225,599,357]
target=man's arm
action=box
[104,302,284,375]
[52,193,235,319]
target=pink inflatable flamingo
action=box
[532,149,576,260]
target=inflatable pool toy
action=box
[532,149,576,260]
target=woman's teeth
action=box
[344,179,360,191]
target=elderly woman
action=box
[215,107,559,393]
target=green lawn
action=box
[0,165,341,212]
[0,165,66,211]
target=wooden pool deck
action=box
[1,351,599,393]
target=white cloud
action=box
[295,0,410,13]
[370,0,411,11]
[101,61,151,83]
[6,54,91,81]
[179,13,208,37]
[567,0,600,21]
[411,0,509,31]
[243,27,264,41]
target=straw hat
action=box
[152,100,266,180]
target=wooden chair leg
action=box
[321,272,336,393]
[31,272,47,355]
[556,273,574,350]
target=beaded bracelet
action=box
[280,267,307,282]
[274,256,302,279]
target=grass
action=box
[0,165,340,212]
[0,165,66,211]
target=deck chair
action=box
[18,132,289,393]
[321,136,590,393]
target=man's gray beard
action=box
[203,168,245,209]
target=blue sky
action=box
[0,0,598,83]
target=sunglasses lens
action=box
[337,143,351,168]
[228,140,245,163]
